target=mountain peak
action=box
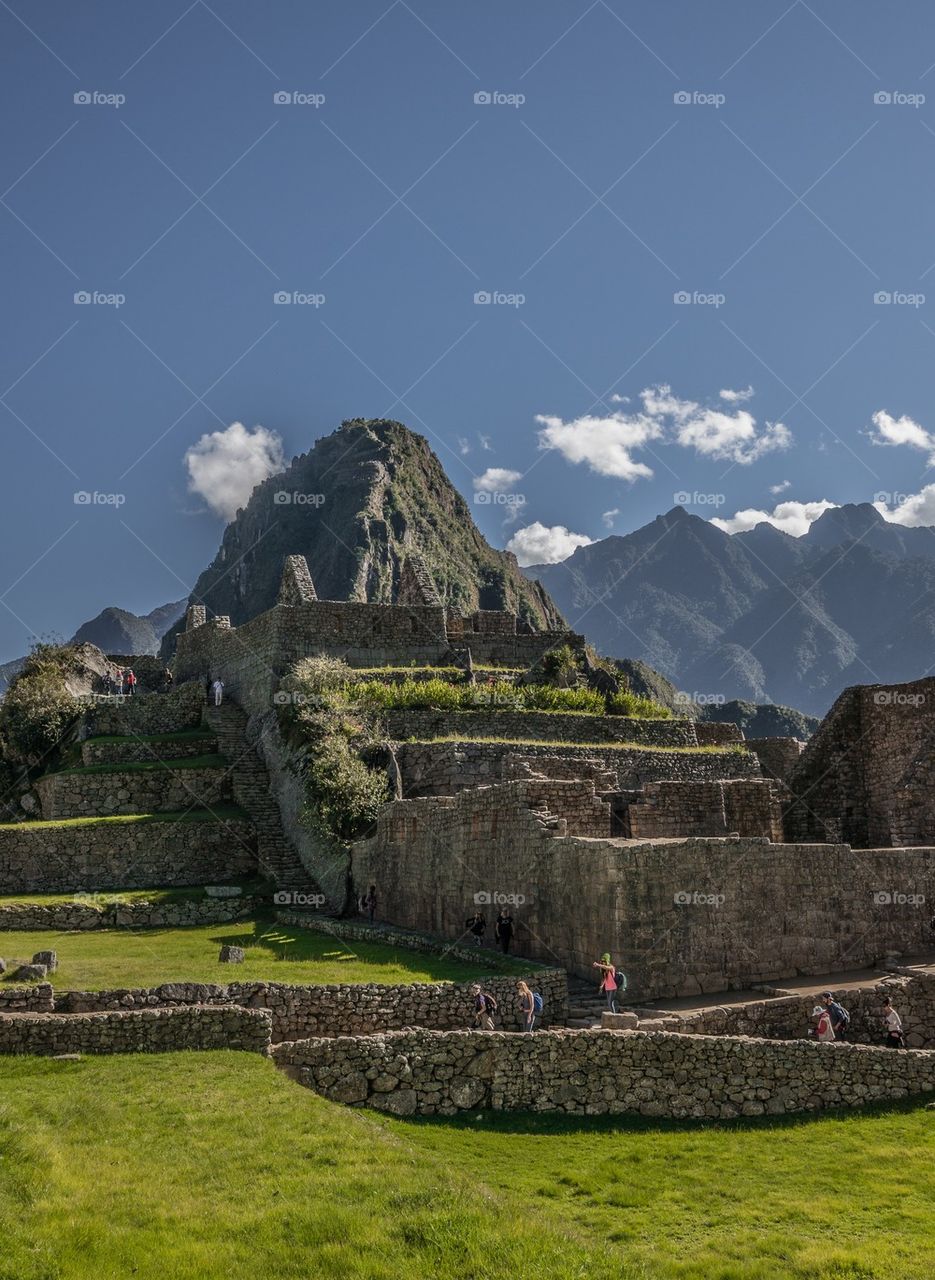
[804,503,884,546]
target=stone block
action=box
[218,945,245,964]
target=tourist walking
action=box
[365,884,377,924]
[495,908,514,955]
[126,668,137,697]
[882,996,906,1048]
[115,668,125,696]
[516,980,536,1032]
[594,953,619,1014]
[822,992,850,1041]
[812,1004,835,1042]
[465,909,486,946]
[471,984,497,1031]
[212,678,224,707]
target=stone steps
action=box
[203,703,321,894]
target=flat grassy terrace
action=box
[0,915,529,988]
[0,807,248,832]
[85,728,213,744]
[404,734,748,753]
[0,1052,931,1279]
[48,752,227,776]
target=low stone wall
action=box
[85,681,205,736]
[35,765,232,820]
[0,1004,271,1056]
[57,969,568,1040]
[385,708,698,747]
[745,737,804,783]
[273,1026,935,1117]
[0,893,259,932]
[0,817,256,894]
[652,972,935,1050]
[395,740,758,798]
[81,735,217,766]
[0,984,54,1013]
[625,779,784,841]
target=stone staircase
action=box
[566,975,611,1028]
[203,702,320,894]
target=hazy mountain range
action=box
[525,503,935,717]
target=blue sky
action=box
[3,0,935,661]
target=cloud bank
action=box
[711,500,838,537]
[507,522,594,566]
[185,422,284,521]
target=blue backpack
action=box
[532,992,544,1014]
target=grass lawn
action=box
[0,915,530,988]
[0,878,270,906]
[407,735,746,754]
[0,1052,932,1279]
[0,807,248,832]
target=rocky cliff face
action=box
[162,419,563,657]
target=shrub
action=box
[0,644,81,767]
[517,685,604,713]
[304,732,387,840]
[607,690,672,719]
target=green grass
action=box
[0,807,248,832]
[0,1053,932,1279]
[0,915,529,988]
[407,734,749,754]
[49,752,227,776]
[0,878,270,907]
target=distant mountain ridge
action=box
[525,503,935,717]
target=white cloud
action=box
[874,484,935,527]
[457,436,471,456]
[535,411,661,481]
[536,385,791,481]
[869,410,935,462]
[601,508,621,528]
[184,422,284,522]
[479,434,493,452]
[507,522,594,566]
[769,480,791,495]
[719,385,754,403]
[473,467,523,493]
[711,499,837,537]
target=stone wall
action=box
[85,681,205,736]
[786,678,935,847]
[352,782,935,998]
[395,740,759,798]
[58,969,568,1040]
[273,1026,935,1117]
[646,971,935,1049]
[384,708,700,747]
[0,984,54,1013]
[0,816,256,893]
[745,737,804,783]
[694,722,745,745]
[35,765,232,820]
[0,893,259,932]
[81,734,217,766]
[0,1004,271,1056]
[625,779,784,841]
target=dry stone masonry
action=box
[0,1004,271,1056]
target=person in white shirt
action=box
[812,1004,835,1042]
[882,996,905,1049]
[212,679,224,707]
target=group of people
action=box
[811,991,906,1048]
[471,981,542,1033]
[464,907,516,954]
[102,667,137,696]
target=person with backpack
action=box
[471,983,497,1030]
[516,980,541,1032]
[465,909,486,947]
[811,1004,835,1042]
[593,953,620,1014]
[822,992,850,1041]
[882,996,906,1048]
[495,909,514,955]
